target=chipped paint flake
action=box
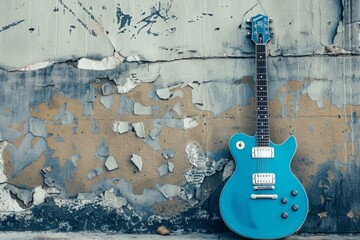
[113,121,129,134]
[162,148,175,159]
[157,164,169,177]
[157,184,180,199]
[168,161,174,173]
[116,74,140,94]
[172,102,182,115]
[77,52,124,70]
[156,88,171,99]
[18,61,54,71]
[102,189,127,208]
[222,160,235,180]
[131,122,146,138]
[87,167,103,180]
[183,117,198,129]
[0,141,9,183]
[130,154,143,172]
[134,102,152,116]
[99,95,114,109]
[184,143,228,188]
[102,83,116,96]
[105,156,119,171]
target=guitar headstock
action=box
[246,14,273,44]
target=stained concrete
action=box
[0,0,360,235]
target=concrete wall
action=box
[0,0,359,233]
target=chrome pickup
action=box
[253,185,275,190]
[252,173,275,185]
[252,147,274,158]
[251,194,278,200]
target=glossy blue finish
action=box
[251,14,270,44]
[220,133,308,239]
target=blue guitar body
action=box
[219,133,308,239]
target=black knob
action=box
[281,212,288,219]
[292,204,299,211]
[281,197,288,204]
[291,190,298,196]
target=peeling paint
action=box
[105,156,119,171]
[134,102,152,116]
[132,122,146,138]
[130,154,143,172]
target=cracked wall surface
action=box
[0,0,360,233]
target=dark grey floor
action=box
[0,233,359,240]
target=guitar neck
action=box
[255,44,270,147]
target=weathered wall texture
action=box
[0,0,359,233]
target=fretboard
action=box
[255,44,270,146]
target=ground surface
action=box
[0,233,359,240]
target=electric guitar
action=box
[219,14,308,239]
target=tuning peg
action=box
[270,32,274,37]
[269,18,273,23]
[246,18,251,24]
[269,27,273,31]
[246,32,251,37]
[246,25,252,29]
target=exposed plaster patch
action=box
[131,154,143,172]
[77,52,124,71]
